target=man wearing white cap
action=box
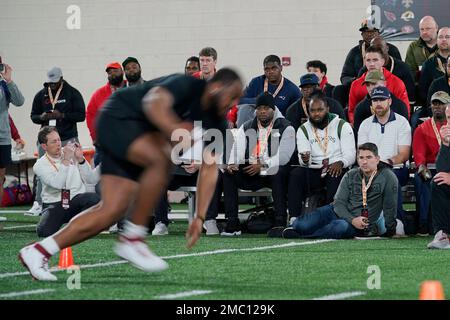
[28,67,86,216]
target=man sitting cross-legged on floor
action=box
[281,143,398,239]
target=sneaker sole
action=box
[416,233,430,237]
[220,231,242,236]
[427,243,450,249]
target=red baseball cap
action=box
[105,62,122,72]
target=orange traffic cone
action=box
[58,247,75,269]
[419,281,445,300]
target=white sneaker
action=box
[395,219,405,236]
[18,243,57,281]
[0,216,7,222]
[427,230,450,249]
[151,222,168,236]
[203,219,220,235]
[24,201,42,216]
[114,236,168,272]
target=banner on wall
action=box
[367,0,450,41]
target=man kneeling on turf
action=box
[282,143,398,239]
[34,127,100,237]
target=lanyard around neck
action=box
[362,170,377,207]
[431,118,443,146]
[253,120,274,158]
[45,153,60,172]
[48,83,63,110]
[312,125,329,156]
[263,76,284,98]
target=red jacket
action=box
[319,75,328,91]
[86,83,125,142]
[226,105,238,126]
[9,115,20,141]
[192,71,202,79]
[412,119,447,167]
[348,68,410,124]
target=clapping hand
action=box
[73,143,85,163]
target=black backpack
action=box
[244,209,275,234]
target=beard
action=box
[258,117,273,127]
[433,110,445,121]
[310,116,328,129]
[108,75,123,86]
[126,71,141,83]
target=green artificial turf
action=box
[0,207,448,301]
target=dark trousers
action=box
[223,165,289,226]
[288,166,344,218]
[430,182,450,234]
[292,204,357,239]
[414,170,436,227]
[37,192,100,237]
[393,167,409,222]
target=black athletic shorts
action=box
[96,110,159,182]
[0,144,12,168]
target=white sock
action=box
[122,221,148,239]
[40,237,60,255]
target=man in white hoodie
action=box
[33,126,100,237]
[222,93,295,234]
[288,90,356,221]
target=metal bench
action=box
[176,186,272,221]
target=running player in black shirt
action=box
[19,68,243,281]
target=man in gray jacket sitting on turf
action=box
[281,142,398,239]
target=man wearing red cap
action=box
[86,62,126,165]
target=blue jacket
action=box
[240,75,301,116]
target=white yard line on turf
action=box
[156,290,213,299]
[0,239,335,279]
[0,210,28,214]
[3,224,37,230]
[0,288,55,299]
[313,291,366,300]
